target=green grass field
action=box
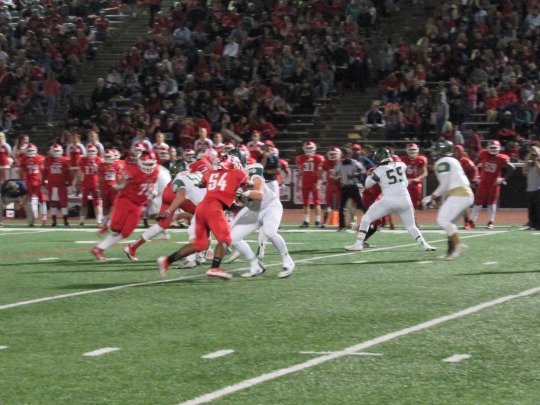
[1,223,539,405]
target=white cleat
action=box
[363,242,376,248]
[241,266,266,278]
[224,249,241,263]
[157,256,169,278]
[123,245,138,261]
[206,268,232,280]
[424,244,437,251]
[446,244,468,260]
[195,256,206,265]
[279,260,295,278]
[345,242,364,251]
[174,260,197,269]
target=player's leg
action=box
[486,186,500,228]
[48,186,59,226]
[470,183,487,226]
[313,188,322,226]
[261,204,295,277]
[398,202,436,251]
[437,196,473,259]
[345,199,387,250]
[79,187,88,226]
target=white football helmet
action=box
[406,143,419,158]
[156,145,170,161]
[26,144,37,158]
[303,141,316,156]
[131,142,145,158]
[112,149,121,161]
[104,149,115,164]
[87,145,98,158]
[138,151,157,174]
[50,143,63,158]
[327,147,341,161]
[487,140,501,155]
[183,148,196,163]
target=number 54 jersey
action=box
[366,161,410,199]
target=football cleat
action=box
[463,221,471,230]
[123,245,138,261]
[224,249,242,263]
[279,260,295,278]
[363,242,376,248]
[206,268,232,280]
[241,263,266,278]
[487,221,494,229]
[345,241,364,251]
[446,244,468,260]
[469,221,476,229]
[423,244,437,251]
[157,256,169,278]
[174,260,197,269]
[195,256,207,265]
[299,221,309,228]
[96,225,108,237]
[91,247,107,261]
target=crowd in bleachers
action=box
[369,0,540,164]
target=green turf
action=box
[0,224,539,404]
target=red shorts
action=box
[81,185,100,205]
[47,184,68,207]
[474,182,500,206]
[110,196,143,238]
[100,185,117,210]
[193,198,230,251]
[407,183,422,208]
[26,179,46,202]
[302,186,320,206]
[325,184,340,208]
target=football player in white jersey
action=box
[231,160,295,278]
[345,148,437,252]
[147,162,172,236]
[124,159,209,262]
[422,140,474,260]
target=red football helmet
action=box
[26,144,37,157]
[104,149,115,164]
[183,148,196,162]
[189,158,212,175]
[303,141,316,155]
[112,149,121,161]
[487,140,501,155]
[131,142,145,158]
[406,143,419,157]
[138,151,157,174]
[223,142,235,153]
[327,147,342,161]
[156,145,170,161]
[87,144,98,158]
[212,153,242,170]
[50,143,63,158]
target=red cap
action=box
[352,144,362,150]
[264,140,274,146]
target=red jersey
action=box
[43,156,71,187]
[278,158,289,184]
[247,140,263,161]
[98,161,122,187]
[200,168,249,208]
[18,154,44,183]
[66,143,86,168]
[296,153,325,186]
[0,141,12,166]
[79,156,102,187]
[401,155,427,180]
[458,156,479,183]
[322,159,341,187]
[118,164,159,205]
[478,150,510,184]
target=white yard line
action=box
[443,354,471,363]
[201,350,234,359]
[177,285,540,405]
[83,348,120,357]
[0,231,507,312]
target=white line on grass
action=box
[483,262,498,265]
[300,351,382,356]
[0,231,508,312]
[177,286,540,405]
[83,347,120,356]
[0,346,7,350]
[201,350,234,359]
[442,354,471,363]
[0,230,50,236]
[38,257,59,261]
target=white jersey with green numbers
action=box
[366,161,410,199]
[170,171,206,205]
[432,156,471,197]
[245,163,279,212]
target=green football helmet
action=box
[431,139,454,158]
[169,159,188,178]
[228,148,247,168]
[372,148,392,165]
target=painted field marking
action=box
[75,241,99,244]
[483,262,498,265]
[0,230,50,236]
[443,354,471,363]
[300,351,382,356]
[0,346,7,350]
[352,260,369,264]
[0,231,508,312]
[83,348,120,357]
[38,257,59,261]
[177,285,540,405]
[202,350,234,359]
[417,261,434,264]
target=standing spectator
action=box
[86,130,105,157]
[42,72,61,127]
[65,132,86,189]
[296,141,325,227]
[0,131,12,185]
[246,130,264,161]
[522,144,540,230]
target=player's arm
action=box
[241,176,264,200]
[163,187,187,216]
[365,169,378,189]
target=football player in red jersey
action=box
[453,145,479,229]
[401,143,428,225]
[17,144,47,226]
[92,151,160,260]
[157,153,250,280]
[78,145,103,226]
[42,144,72,227]
[296,141,325,227]
[65,132,86,190]
[96,149,123,235]
[320,146,342,228]
[470,140,515,228]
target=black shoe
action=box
[299,221,309,228]
[315,221,321,227]
[51,222,57,227]
[143,219,149,228]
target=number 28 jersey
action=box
[366,161,410,199]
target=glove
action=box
[495,178,507,185]
[156,210,170,222]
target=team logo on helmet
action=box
[327,147,341,161]
[303,141,316,155]
[50,143,63,158]
[487,140,501,155]
[26,144,38,157]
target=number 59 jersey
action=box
[366,161,410,199]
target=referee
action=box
[334,148,366,231]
